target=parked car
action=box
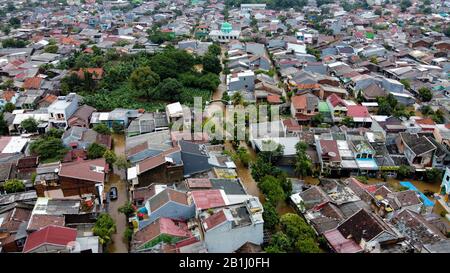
[109,187,118,200]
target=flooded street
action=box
[367,177,442,201]
[105,134,129,253]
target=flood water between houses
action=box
[105,134,129,253]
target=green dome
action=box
[221,22,233,34]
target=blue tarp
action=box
[400,181,434,207]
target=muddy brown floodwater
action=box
[105,134,129,253]
[225,141,296,215]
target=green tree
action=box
[251,158,283,182]
[420,105,434,116]
[295,237,321,253]
[115,155,131,170]
[258,175,285,205]
[103,149,117,165]
[8,17,21,28]
[397,165,411,179]
[207,43,221,56]
[129,66,160,101]
[295,142,312,178]
[265,232,291,253]
[280,213,316,241]
[262,202,279,231]
[87,143,107,159]
[3,179,25,193]
[418,87,432,102]
[425,168,442,183]
[20,117,38,133]
[29,137,67,162]
[202,53,222,75]
[0,113,8,135]
[2,38,27,48]
[44,44,59,53]
[3,102,15,113]
[231,92,244,106]
[311,113,324,126]
[93,123,111,135]
[155,78,183,101]
[45,128,64,139]
[400,79,411,90]
[123,227,133,242]
[93,213,116,246]
[118,202,135,217]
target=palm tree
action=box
[231,91,244,106]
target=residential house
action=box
[58,158,108,199]
[390,209,446,252]
[199,197,264,253]
[67,105,96,128]
[397,133,437,171]
[0,202,33,253]
[290,93,319,123]
[227,70,255,92]
[131,217,196,252]
[139,188,195,229]
[22,225,77,253]
[128,147,184,187]
[62,127,112,150]
[323,208,404,253]
[48,93,79,129]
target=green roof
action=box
[221,22,233,34]
[318,101,330,112]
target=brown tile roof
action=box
[137,147,180,174]
[337,209,390,243]
[23,77,42,90]
[38,94,58,104]
[27,214,65,231]
[149,188,188,212]
[58,158,108,183]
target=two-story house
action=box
[397,133,437,171]
[199,197,264,253]
[48,93,79,129]
[290,93,319,124]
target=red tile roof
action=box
[347,105,370,118]
[77,68,104,80]
[267,94,282,104]
[323,229,362,253]
[416,118,435,126]
[191,189,226,210]
[2,90,16,102]
[59,158,108,183]
[23,225,77,253]
[283,118,301,131]
[327,93,345,107]
[297,83,320,90]
[203,210,228,231]
[291,95,307,110]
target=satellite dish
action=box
[328,152,336,157]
